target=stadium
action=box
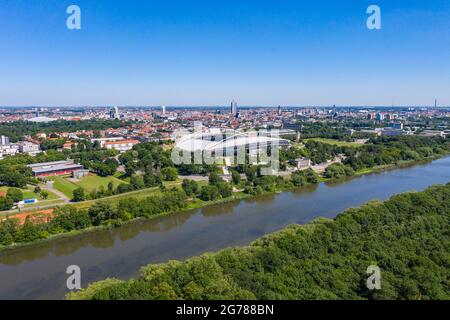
[174,128,293,155]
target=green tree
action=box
[88,202,118,225]
[199,185,220,201]
[72,188,86,202]
[161,167,178,181]
[6,188,23,202]
[40,190,49,199]
[182,179,199,197]
[231,170,241,185]
[130,175,145,190]
[0,197,13,210]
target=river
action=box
[1,156,450,299]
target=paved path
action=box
[42,181,71,203]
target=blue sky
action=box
[1,0,449,106]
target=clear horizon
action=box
[1,0,450,106]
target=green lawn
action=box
[51,174,128,199]
[0,186,59,201]
[73,175,125,192]
[52,177,79,198]
[304,138,366,148]
[72,180,182,209]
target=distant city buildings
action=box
[230,100,238,117]
[0,135,10,145]
[28,116,57,123]
[104,139,140,152]
[17,141,40,156]
[0,105,448,163]
[0,144,18,159]
[0,135,41,159]
[110,106,120,119]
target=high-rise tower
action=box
[230,100,238,116]
[110,106,120,119]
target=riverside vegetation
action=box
[0,135,449,248]
[68,183,450,300]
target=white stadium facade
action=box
[174,128,293,155]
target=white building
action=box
[0,144,19,159]
[175,129,291,155]
[0,135,10,145]
[295,158,311,170]
[18,141,41,156]
[104,139,140,152]
[91,137,124,148]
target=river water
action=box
[1,156,450,299]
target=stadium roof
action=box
[175,129,292,152]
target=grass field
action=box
[51,174,128,199]
[0,186,59,201]
[72,175,125,192]
[52,177,79,198]
[304,138,366,148]
[72,180,181,209]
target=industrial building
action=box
[28,160,84,177]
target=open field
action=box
[51,177,79,198]
[303,138,366,147]
[72,180,181,209]
[71,174,125,192]
[51,174,128,198]
[0,186,59,201]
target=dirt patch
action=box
[3,209,54,225]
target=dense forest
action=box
[68,183,450,300]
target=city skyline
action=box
[1,0,450,106]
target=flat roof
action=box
[32,164,83,174]
[28,160,73,168]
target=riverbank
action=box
[0,153,448,254]
[2,155,450,299]
[68,182,450,300]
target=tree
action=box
[144,173,160,187]
[208,172,224,185]
[199,185,220,201]
[161,167,178,181]
[0,197,13,210]
[231,170,241,185]
[130,175,145,190]
[34,186,42,194]
[72,188,86,202]
[88,202,118,225]
[182,179,199,197]
[217,183,233,198]
[107,181,115,194]
[40,190,49,199]
[324,163,354,179]
[6,188,23,202]
[291,172,307,187]
[244,166,257,182]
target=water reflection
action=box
[0,156,449,299]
